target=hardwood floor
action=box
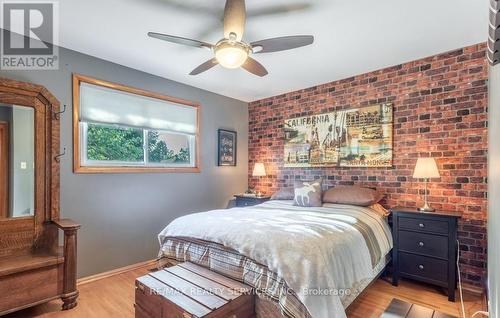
[346,278,485,318]
[5,265,485,318]
[4,267,150,318]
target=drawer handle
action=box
[418,264,424,270]
[418,241,425,247]
[419,223,425,228]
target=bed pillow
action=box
[270,188,295,200]
[323,186,383,207]
[293,180,323,207]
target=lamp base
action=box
[417,204,435,212]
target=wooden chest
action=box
[135,262,254,318]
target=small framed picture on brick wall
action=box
[218,129,237,166]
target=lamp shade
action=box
[413,158,440,179]
[252,163,267,177]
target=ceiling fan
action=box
[148,0,314,77]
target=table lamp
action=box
[413,158,440,212]
[252,163,266,197]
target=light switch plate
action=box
[20,162,27,169]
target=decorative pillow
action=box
[323,186,383,207]
[270,188,295,200]
[293,180,323,207]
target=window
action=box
[73,74,200,173]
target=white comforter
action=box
[158,200,392,318]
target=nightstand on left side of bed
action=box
[234,195,271,207]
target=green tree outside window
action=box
[87,123,191,165]
[87,124,143,162]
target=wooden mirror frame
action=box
[0,77,61,255]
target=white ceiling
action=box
[56,0,490,102]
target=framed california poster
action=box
[284,103,393,168]
[218,129,237,166]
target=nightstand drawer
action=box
[398,216,449,235]
[399,230,448,259]
[399,252,448,284]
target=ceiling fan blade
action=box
[251,35,314,54]
[241,57,268,77]
[223,0,246,41]
[189,58,218,75]
[148,32,212,49]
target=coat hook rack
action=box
[51,104,67,120]
[55,147,66,163]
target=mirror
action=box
[0,104,35,219]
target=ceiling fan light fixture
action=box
[214,40,249,69]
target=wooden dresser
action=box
[391,207,461,301]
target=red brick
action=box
[248,43,488,286]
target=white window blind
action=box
[79,82,197,134]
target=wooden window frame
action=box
[72,74,201,174]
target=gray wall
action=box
[488,64,499,318]
[0,44,248,277]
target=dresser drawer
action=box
[399,252,448,284]
[398,230,448,259]
[398,216,449,235]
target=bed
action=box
[157,200,393,318]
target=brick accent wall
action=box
[248,43,488,287]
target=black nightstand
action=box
[234,195,270,207]
[391,207,462,301]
